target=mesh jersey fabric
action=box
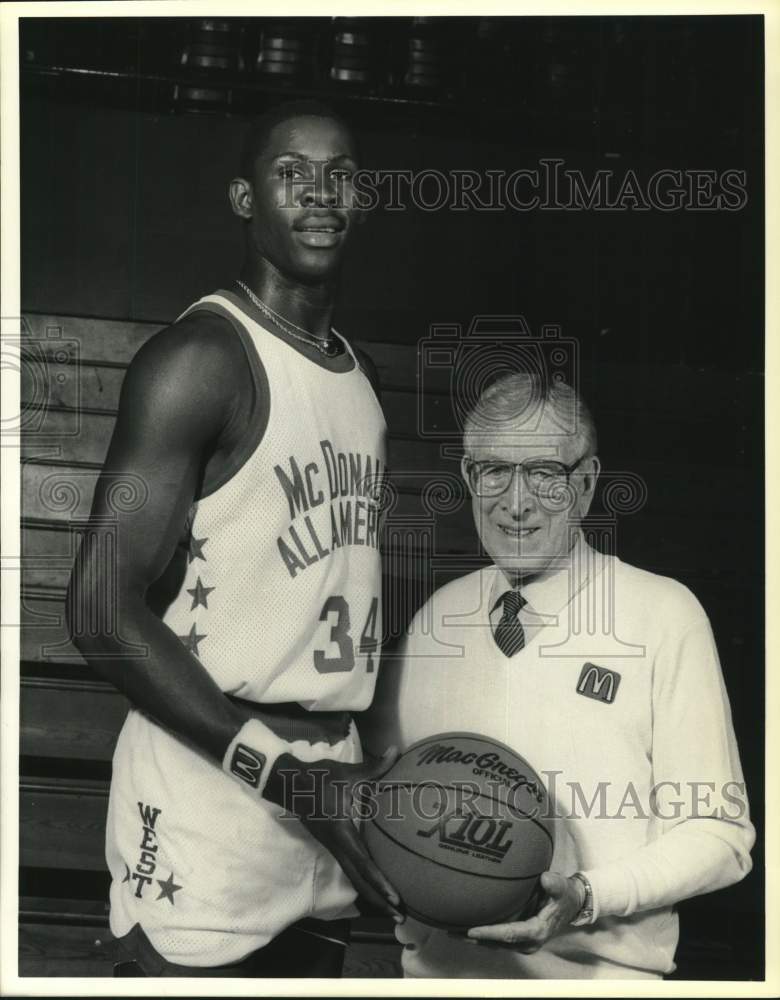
[161,291,387,709]
[105,291,387,964]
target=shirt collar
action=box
[489,530,592,616]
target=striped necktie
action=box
[494,589,527,658]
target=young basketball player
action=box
[66,101,401,977]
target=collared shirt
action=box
[487,530,592,648]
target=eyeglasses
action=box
[465,456,587,498]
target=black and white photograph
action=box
[0,2,775,992]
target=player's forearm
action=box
[581,815,755,921]
[67,585,245,762]
[67,581,317,803]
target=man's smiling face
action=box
[248,114,358,284]
[463,408,599,583]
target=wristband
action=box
[569,872,595,926]
[222,718,290,799]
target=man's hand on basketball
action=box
[466,872,583,952]
[266,747,405,924]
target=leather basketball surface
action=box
[362,732,554,929]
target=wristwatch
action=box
[569,872,594,926]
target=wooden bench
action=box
[17,311,762,978]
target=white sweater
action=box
[370,544,754,978]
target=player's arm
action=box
[66,315,249,757]
[66,317,402,919]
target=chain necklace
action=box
[235,279,340,358]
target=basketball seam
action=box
[402,901,475,931]
[366,814,549,883]
[373,780,555,849]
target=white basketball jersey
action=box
[161,291,387,710]
[106,292,386,962]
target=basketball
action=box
[362,732,554,930]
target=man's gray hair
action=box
[463,372,597,456]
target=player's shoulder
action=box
[126,305,251,406]
[612,555,709,629]
[135,306,246,378]
[118,303,252,432]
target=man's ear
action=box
[461,455,472,488]
[229,177,253,219]
[579,455,601,515]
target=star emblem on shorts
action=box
[156,871,182,905]
[187,576,215,610]
[178,622,207,656]
[188,535,208,564]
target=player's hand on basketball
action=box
[266,746,405,923]
[466,871,583,952]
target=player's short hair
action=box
[240,100,357,179]
[463,372,598,457]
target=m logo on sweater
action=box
[576,663,621,704]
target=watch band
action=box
[569,871,594,926]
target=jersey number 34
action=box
[313,595,380,674]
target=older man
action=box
[366,372,754,979]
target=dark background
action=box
[18,15,764,979]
